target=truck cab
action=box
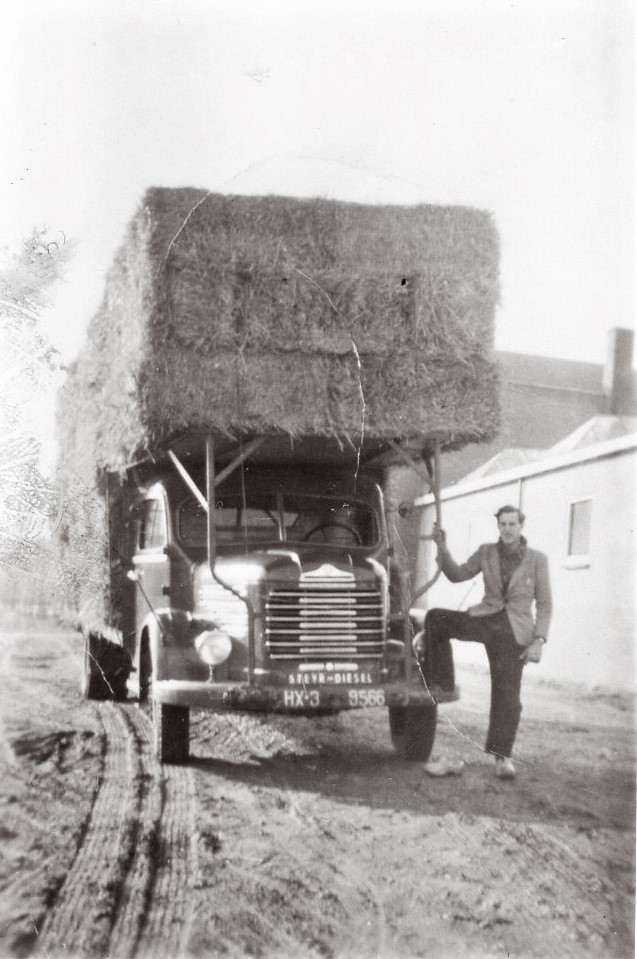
[101,435,457,763]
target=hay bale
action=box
[66,189,499,471]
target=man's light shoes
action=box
[423,756,516,779]
[494,756,516,780]
[423,758,465,777]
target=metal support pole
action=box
[168,450,209,512]
[408,437,443,608]
[214,437,266,487]
[205,435,256,684]
[433,439,442,530]
[205,435,216,565]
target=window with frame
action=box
[137,498,167,551]
[567,498,592,560]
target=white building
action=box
[414,417,637,691]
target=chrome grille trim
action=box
[265,585,385,660]
[196,579,248,638]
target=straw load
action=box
[61,188,500,471]
[56,188,500,629]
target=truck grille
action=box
[265,586,385,660]
[196,578,248,638]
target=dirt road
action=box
[0,616,634,959]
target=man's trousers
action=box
[420,608,525,759]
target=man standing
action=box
[419,506,552,780]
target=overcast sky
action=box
[1,0,635,368]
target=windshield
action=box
[177,492,377,548]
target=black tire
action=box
[80,632,130,702]
[389,704,437,762]
[138,636,151,705]
[153,701,190,764]
[80,633,110,700]
[110,673,129,702]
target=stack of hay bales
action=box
[56,188,500,631]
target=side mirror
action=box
[397,501,413,519]
[126,570,139,583]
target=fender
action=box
[140,608,218,682]
[140,607,193,647]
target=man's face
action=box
[497,511,523,545]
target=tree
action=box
[0,230,75,610]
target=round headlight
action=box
[195,629,232,666]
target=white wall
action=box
[417,449,636,690]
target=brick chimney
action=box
[602,328,635,415]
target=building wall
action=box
[386,377,601,581]
[440,380,602,488]
[416,448,636,690]
[390,346,637,576]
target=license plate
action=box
[280,687,386,709]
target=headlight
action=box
[195,629,233,666]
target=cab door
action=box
[132,489,170,641]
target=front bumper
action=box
[153,679,460,712]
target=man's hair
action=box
[495,505,525,524]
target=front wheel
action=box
[389,704,437,762]
[152,700,190,764]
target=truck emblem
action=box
[300,563,355,583]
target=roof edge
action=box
[415,431,637,506]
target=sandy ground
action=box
[0,614,634,959]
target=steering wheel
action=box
[303,521,363,545]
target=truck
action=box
[58,189,500,764]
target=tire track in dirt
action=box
[113,707,198,959]
[107,707,162,958]
[134,756,198,959]
[36,703,197,959]
[36,704,132,957]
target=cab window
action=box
[136,498,167,551]
[177,500,282,546]
[176,493,376,548]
